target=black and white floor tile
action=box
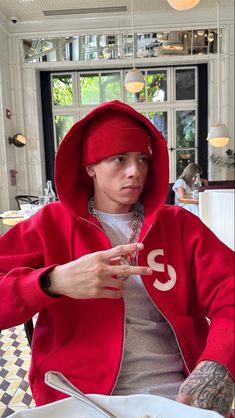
[0,325,35,417]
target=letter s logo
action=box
[147,249,177,292]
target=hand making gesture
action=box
[48,243,152,299]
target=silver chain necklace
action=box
[89,198,139,266]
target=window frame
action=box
[42,64,207,184]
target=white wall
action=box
[8,36,46,198]
[0,25,15,234]
[0,4,234,227]
[0,22,46,233]
[208,18,234,181]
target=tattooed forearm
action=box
[178,360,234,417]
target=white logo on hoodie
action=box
[147,249,177,291]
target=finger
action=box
[96,288,123,299]
[101,243,144,261]
[95,276,125,290]
[109,257,122,265]
[109,264,152,277]
[93,267,124,289]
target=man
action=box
[0,100,234,417]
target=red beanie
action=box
[83,109,152,166]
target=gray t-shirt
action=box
[96,208,185,399]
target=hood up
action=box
[55,100,169,226]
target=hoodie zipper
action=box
[79,216,106,235]
[109,294,126,395]
[110,224,153,394]
[142,284,190,375]
[80,215,126,394]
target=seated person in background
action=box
[0,101,234,417]
[172,163,208,216]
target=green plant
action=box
[210,149,235,168]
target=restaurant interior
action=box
[0,0,234,416]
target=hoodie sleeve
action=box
[0,204,69,330]
[182,212,235,378]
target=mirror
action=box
[9,133,27,147]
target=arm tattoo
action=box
[180,361,234,417]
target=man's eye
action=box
[105,155,124,163]
[140,155,149,163]
[113,156,125,163]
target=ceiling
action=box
[0,0,233,24]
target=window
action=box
[54,115,75,150]
[52,74,73,106]
[80,73,100,105]
[23,29,222,63]
[142,111,168,142]
[79,72,121,105]
[46,65,205,182]
[175,68,195,100]
[175,110,197,177]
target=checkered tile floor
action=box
[0,325,35,417]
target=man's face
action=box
[86,152,149,213]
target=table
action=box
[2,217,25,226]
[178,196,199,205]
[1,206,39,227]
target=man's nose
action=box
[126,162,140,177]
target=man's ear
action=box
[86,165,95,177]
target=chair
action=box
[24,319,34,347]
[199,186,235,251]
[15,195,39,209]
[0,319,34,347]
[199,180,235,193]
[166,183,175,205]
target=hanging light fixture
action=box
[207,1,230,147]
[197,30,205,36]
[167,0,200,11]
[207,32,215,42]
[124,0,144,93]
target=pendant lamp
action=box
[207,1,230,147]
[124,0,144,93]
[167,0,200,10]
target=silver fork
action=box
[44,371,117,418]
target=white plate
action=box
[0,211,24,219]
[9,394,223,418]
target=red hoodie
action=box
[0,100,234,407]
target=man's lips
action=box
[122,185,141,190]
